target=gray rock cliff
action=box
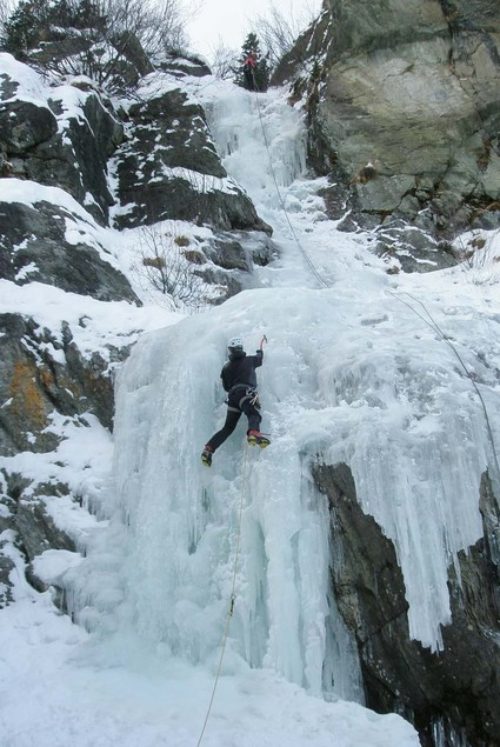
[0,74,123,224]
[274,0,500,269]
[0,197,139,302]
[314,462,500,747]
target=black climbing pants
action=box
[206,388,261,452]
[244,67,256,91]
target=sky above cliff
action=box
[187,0,322,59]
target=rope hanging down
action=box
[251,71,330,290]
[196,447,249,747]
[195,77,499,745]
[387,289,500,480]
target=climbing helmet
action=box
[228,336,244,351]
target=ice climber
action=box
[201,336,270,466]
[243,50,257,90]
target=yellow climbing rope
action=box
[196,446,250,746]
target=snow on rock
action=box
[0,178,104,224]
[0,52,50,105]
[0,280,176,363]
[33,548,83,584]
[0,55,122,223]
[1,412,113,500]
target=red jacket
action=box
[244,54,257,68]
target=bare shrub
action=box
[0,0,13,27]
[1,0,195,88]
[252,1,319,69]
[138,225,208,308]
[0,0,17,48]
[99,0,189,58]
[210,38,239,80]
[182,248,204,265]
[69,0,189,87]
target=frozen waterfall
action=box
[84,289,364,700]
[67,75,500,736]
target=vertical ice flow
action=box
[70,79,500,706]
[109,302,356,697]
[203,85,307,206]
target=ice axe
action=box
[259,334,268,351]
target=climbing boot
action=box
[247,430,271,448]
[201,445,213,467]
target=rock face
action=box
[0,181,137,599]
[0,307,132,603]
[274,0,500,267]
[0,312,126,456]
[0,49,272,285]
[0,467,77,607]
[114,84,271,234]
[0,197,139,303]
[0,71,123,225]
[313,462,500,747]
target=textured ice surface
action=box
[2,61,499,746]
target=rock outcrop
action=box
[0,195,139,302]
[0,312,127,456]
[1,50,270,259]
[274,0,500,269]
[0,306,132,603]
[314,462,500,747]
[0,66,123,224]
[113,80,272,235]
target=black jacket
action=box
[221,350,263,392]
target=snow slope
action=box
[3,66,500,746]
[1,587,417,747]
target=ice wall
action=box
[316,295,497,649]
[68,78,500,706]
[104,291,363,698]
[193,81,307,209]
[72,282,499,700]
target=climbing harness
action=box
[225,384,260,410]
[239,387,260,410]
[196,446,250,747]
[249,391,260,408]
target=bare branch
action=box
[250,1,318,69]
[137,225,209,309]
[1,0,194,88]
[210,36,238,79]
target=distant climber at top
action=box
[235,33,269,92]
[201,336,270,466]
[243,50,257,90]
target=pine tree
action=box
[50,0,73,28]
[74,0,106,31]
[3,0,48,55]
[2,0,108,57]
[235,32,269,93]
[3,0,84,55]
